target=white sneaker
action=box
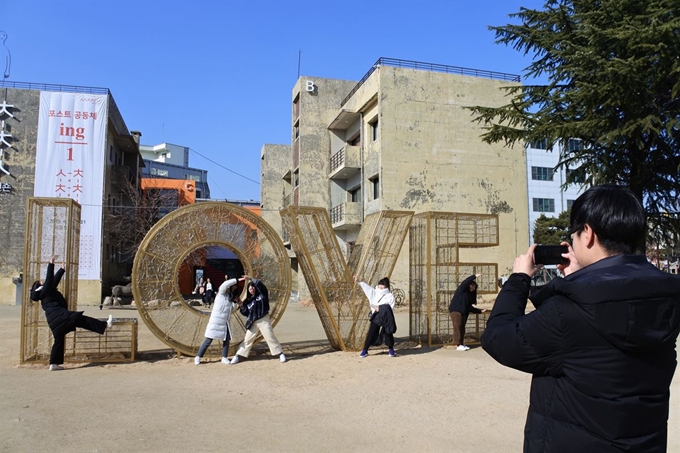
[230,355,239,365]
[49,364,64,371]
[456,345,469,351]
[194,356,201,365]
[221,357,230,365]
[279,353,287,363]
[106,315,114,329]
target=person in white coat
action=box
[354,275,397,358]
[194,275,245,365]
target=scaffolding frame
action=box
[409,212,499,347]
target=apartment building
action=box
[261,58,531,299]
[139,142,210,199]
[526,139,585,241]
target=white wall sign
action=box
[35,92,108,280]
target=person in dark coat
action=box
[230,276,286,364]
[448,274,485,351]
[481,185,680,453]
[30,255,113,371]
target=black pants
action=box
[50,315,107,365]
[362,321,394,351]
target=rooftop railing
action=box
[340,57,521,107]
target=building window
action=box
[185,174,200,181]
[349,186,361,203]
[530,139,548,150]
[566,168,586,184]
[370,118,379,142]
[293,169,299,188]
[567,139,582,152]
[369,175,379,200]
[566,199,575,210]
[533,198,555,213]
[531,166,554,181]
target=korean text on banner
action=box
[35,92,108,280]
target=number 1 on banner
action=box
[67,148,73,161]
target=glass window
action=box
[370,176,379,200]
[531,166,554,181]
[533,198,555,213]
[566,199,575,210]
[530,139,548,150]
[370,118,379,141]
[349,186,361,202]
[567,139,582,152]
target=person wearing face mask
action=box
[354,275,397,358]
[229,275,286,364]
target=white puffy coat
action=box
[204,278,239,340]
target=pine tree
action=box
[470,0,680,245]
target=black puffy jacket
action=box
[482,255,680,453]
[240,278,270,329]
[36,263,83,337]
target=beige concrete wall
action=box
[377,66,529,287]
[260,143,291,237]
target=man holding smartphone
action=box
[482,185,680,452]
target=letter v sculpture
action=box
[280,206,413,351]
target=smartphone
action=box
[533,245,569,265]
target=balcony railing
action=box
[329,202,362,229]
[329,145,360,180]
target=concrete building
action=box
[261,58,531,299]
[0,81,142,305]
[526,139,585,241]
[139,142,210,199]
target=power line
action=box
[189,147,260,185]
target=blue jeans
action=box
[197,333,230,358]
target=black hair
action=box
[30,280,42,301]
[569,185,646,255]
[378,277,390,289]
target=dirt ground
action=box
[1,303,678,453]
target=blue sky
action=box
[1,0,545,201]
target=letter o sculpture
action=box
[131,202,291,357]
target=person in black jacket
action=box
[30,255,113,371]
[229,275,286,364]
[481,185,680,453]
[449,274,485,351]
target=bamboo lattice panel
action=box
[132,202,291,357]
[21,198,81,363]
[280,206,413,351]
[409,212,499,346]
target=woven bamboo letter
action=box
[132,202,291,357]
[280,207,413,351]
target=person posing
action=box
[230,276,286,364]
[449,274,486,351]
[30,255,113,371]
[355,275,397,358]
[481,185,680,453]
[203,278,214,308]
[194,276,245,365]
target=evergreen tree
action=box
[533,211,570,244]
[470,0,680,246]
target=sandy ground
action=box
[1,303,678,453]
